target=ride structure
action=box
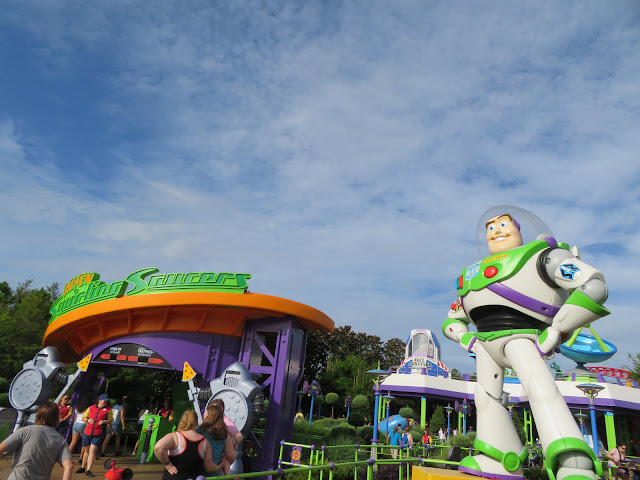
[9,267,334,472]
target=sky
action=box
[1,1,639,375]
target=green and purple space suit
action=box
[443,237,609,480]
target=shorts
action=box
[82,433,105,447]
[112,423,123,436]
[55,420,70,435]
[73,422,86,435]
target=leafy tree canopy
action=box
[304,325,405,385]
[0,280,59,379]
[627,353,640,383]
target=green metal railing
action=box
[274,440,466,480]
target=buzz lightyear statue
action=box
[443,206,608,480]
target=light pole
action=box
[308,380,321,424]
[383,394,395,424]
[576,383,604,455]
[366,369,389,445]
[345,395,353,420]
[316,395,325,418]
[461,399,469,435]
[574,410,588,436]
[297,391,305,413]
[444,404,454,438]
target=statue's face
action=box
[486,214,522,254]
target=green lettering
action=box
[185,272,201,284]
[235,274,251,289]
[200,273,218,284]
[126,267,157,296]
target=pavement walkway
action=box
[0,452,166,480]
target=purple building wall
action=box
[73,317,308,475]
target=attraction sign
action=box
[50,267,251,323]
[93,343,172,369]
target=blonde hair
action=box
[177,410,198,431]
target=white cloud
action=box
[0,1,639,375]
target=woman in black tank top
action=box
[154,410,220,479]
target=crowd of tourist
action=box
[0,391,243,479]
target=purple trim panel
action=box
[383,386,640,411]
[459,466,525,480]
[387,384,475,401]
[468,337,477,353]
[487,282,560,317]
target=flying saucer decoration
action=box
[559,325,617,368]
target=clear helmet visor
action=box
[476,205,553,258]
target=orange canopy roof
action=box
[44,291,334,362]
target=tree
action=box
[627,353,640,383]
[325,392,339,418]
[381,338,406,368]
[511,410,527,445]
[0,280,59,380]
[319,355,371,400]
[429,405,446,435]
[303,326,406,381]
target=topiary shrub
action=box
[0,393,9,408]
[399,407,415,419]
[352,394,369,411]
[0,378,9,394]
[449,431,476,451]
[325,392,339,418]
[347,412,365,427]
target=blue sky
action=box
[1,1,639,374]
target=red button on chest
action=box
[484,266,498,278]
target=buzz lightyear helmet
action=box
[476,205,554,257]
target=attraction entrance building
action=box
[43,267,335,471]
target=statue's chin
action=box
[488,241,516,255]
